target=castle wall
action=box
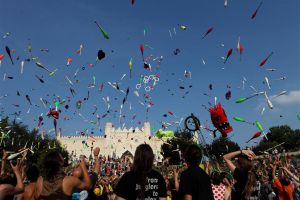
[57,122,163,160]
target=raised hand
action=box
[93,147,100,157]
[242,150,256,160]
[2,150,8,160]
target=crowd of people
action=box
[0,144,299,200]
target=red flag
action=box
[202,27,214,39]
[224,48,233,64]
[260,52,274,67]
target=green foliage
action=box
[253,125,300,154]
[0,117,69,175]
[206,137,240,161]
[160,129,199,165]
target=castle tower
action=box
[143,122,151,136]
[57,128,62,139]
[105,122,113,137]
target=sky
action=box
[0,0,299,148]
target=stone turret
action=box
[105,122,113,137]
[57,128,62,139]
[143,122,151,136]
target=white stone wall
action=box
[57,122,163,160]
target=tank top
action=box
[38,174,70,200]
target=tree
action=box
[160,128,200,165]
[206,137,240,161]
[0,117,69,175]
[253,125,300,154]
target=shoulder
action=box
[24,184,35,198]
[34,176,44,198]
[233,167,246,178]
[63,175,80,185]
[122,171,135,178]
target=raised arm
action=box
[270,163,277,180]
[223,150,255,172]
[9,161,25,195]
[93,147,100,175]
[78,157,91,189]
[63,157,92,196]
[1,150,8,175]
[282,167,299,182]
[173,168,179,192]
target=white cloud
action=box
[273,90,300,105]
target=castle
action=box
[57,122,163,160]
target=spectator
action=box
[19,165,40,200]
[33,151,91,200]
[0,160,24,200]
[271,163,294,200]
[223,149,260,200]
[179,144,214,200]
[114,144,167,200]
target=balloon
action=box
[155,129,174,139]
[76,100,82,109]
[47,108,59,119]
[67,58,72,65]
[97,50,105,60]
[0,54,4,66]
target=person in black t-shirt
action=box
[178,144,214,200]
[223,149,259,200]
[114,144,167,200]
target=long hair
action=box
[43,151,64,181]
[132,144,154,199]
[238,156,257,199]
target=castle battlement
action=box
[109,127,143,133]
[59,135,105,139]
[57,122,162,159]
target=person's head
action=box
[211,171,224,185]
[26,165,39,182]
[0,174,17,185]
[184,144,202,167]
[237,155,253,172]
[132,143,154,173]
[132,144,154,199]
[279,170,291,186]
[44,151,64,180]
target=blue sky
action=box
[0,0,299,148]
